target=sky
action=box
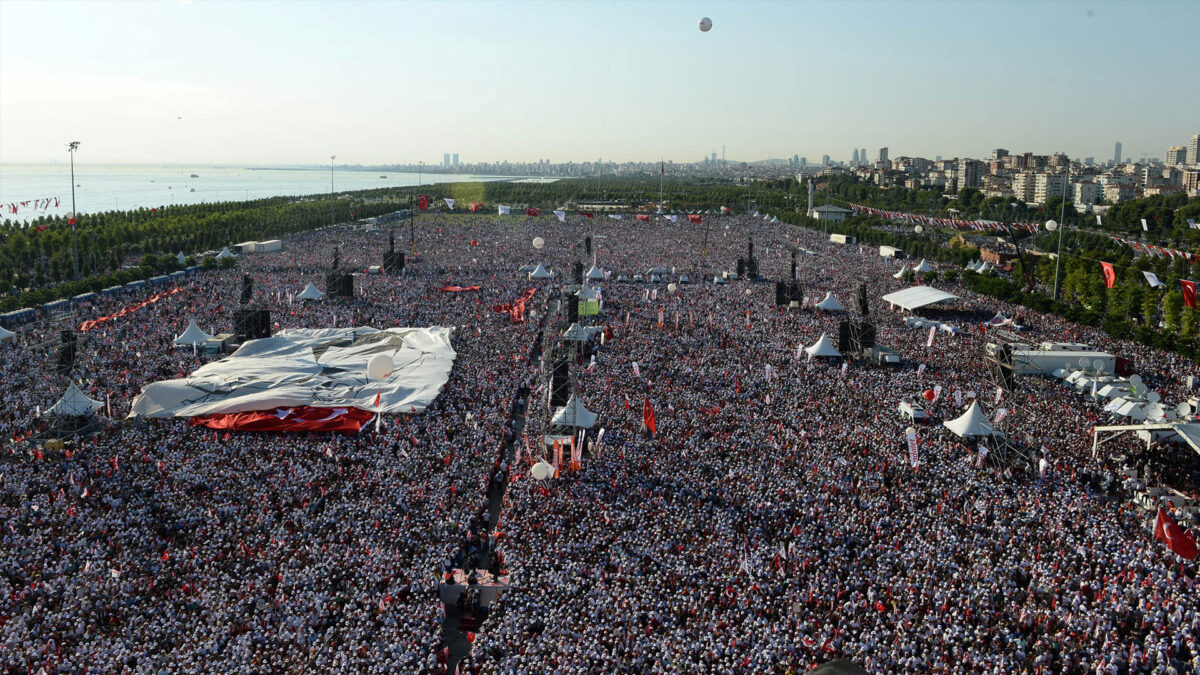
[1,0,1197,167]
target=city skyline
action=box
[1,0,1197,166]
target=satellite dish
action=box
[1176,402,1191,417]
[698,17,712,32]
[1129,374,1143,387]
[1147,391,1161,403]
[1078,356,1089,368]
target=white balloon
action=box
[667,283,678,293]
[367,353,394,380]
[699,16,712,31]
[532,237,545,249]
[531,461,553,481]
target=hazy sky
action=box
[1,0,1197,166]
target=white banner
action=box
[840,362,848,377]
[932,385,942,402]
[954,389,963,407]
[976,444,989,468]
[444,198,455,209]
[553,210,566,222]
[993,408,1008,424]
[926,327,936,348]
[917,363,926,379]
[905,428,919,467]
[609,214,623,220]
[632,361,641,378]
[498,205,511,215]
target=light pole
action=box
[1047,167,1071,302]
[67,141,81,279]
[330,155,336,227]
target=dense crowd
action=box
[2,212,1197,674]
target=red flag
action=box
[417,195,429,210]
[642,398,657,437]
[1100,262,1116,289]
[525,207,539,217]
[874,600,887,612]
[636,214,650,222]
[1155,508,1198,560]
[688,214,702,224]
[469,202,482,213]
[190,406,374,433]
[1183,280,1197,309]
[581,212,594,219]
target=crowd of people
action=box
[1,211,1197,674]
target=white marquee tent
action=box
[47,382,105,416]
[914,259,934,273]
[0,324,15,343]
[528,263,551,280]
[815,292,845,312]
[805,333,842,358]
[296,283,325,301]
[893,264,911,279]
[173,319,212,346]
[585,263,605,281]
[943,401,996,438]
[550,394,597,428]
[216,247,234,260]
[881,286,960,312]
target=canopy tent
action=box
[562,323,592,342]
[913,259,934,273]
[892,264,911,279]
[881,286,960,312]
[575,285,598,301]
[47,382,104,416]
[978,262,995,273]
[0,324,15,343]
[296,282,325,301]
[176,251,187,265]
[944,401,996,438]
[805,333,842,358]
[550,394,597,428]
[528,263,551,280]
[131,326,456,418]
[518,263,538,273]
[815,292,845,311]
[585,263,605,281]
[215,247,234,259]
[965,260,980,271]
[173,319,212,346]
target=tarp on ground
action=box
[129,326,456,418]
[173,318,212,345]
[943,401,995,437]
[47,382,104,416]
[296,282,325,300]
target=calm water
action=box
[0,165,505,221]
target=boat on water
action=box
[380,175,387,179]
[189,188,195,192]
[190,173,199,178]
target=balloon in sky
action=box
[698,17,712,32]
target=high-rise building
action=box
[443,153,451,168]
[860,148,867,165]
[453,153,459,166]
[1188,134,1200,165]
[1074,181,1100,206]
[1084,157,1094,165]
[877,147,889,164]
[852,149,859,165]
[1033,173,1070,204]
[1113,142,1122,166]
[936,155,942,162]
[991,148,1009,160]
[821,154,831,166]
[712,152,718,163]
[957,159,984,189]
[1012,172,1036,203]
[1166,147,1187,166]
[800,157,807,168]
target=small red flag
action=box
[1100,262,1116,289]
[636,214,650,222]
[1155,508,1198,560]
[642,397,657,437]
[526,207,539,217]
[688,214,702,224]
[1183,280,1197,309]
[417,195,428,210]
[581,212,594,219]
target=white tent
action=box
[1114,398,1149,420]
[881,286,960,312]
[0,325,15,343]
[528,263,551,280]
[562,322,590,342]
[173,319,212,346]
[893,264,911,279]
[216,247,234,259]
[913,259,934,273]
[978,262,995,273]
[518,263,538,273]
[550,394,597,428]
[296,282,325,301]
[815,292,845,312]
[576,285,597,301]
[177,251,187,265]
[585,263,605,281]
[965,260,980,271]
[47,382,104,416]
[943,401,996,438]
[805,333,842,358]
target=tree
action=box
[1163,289,1184,332]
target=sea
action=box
[0,164,512,221]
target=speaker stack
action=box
[233,309,272,343]
[56,330,77,375]
[326,272,355,298]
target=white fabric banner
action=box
[609,214,622,220]
[954,389,963,407]
[932,385,942,402]
[444,198,456,209]
[554,210,566,222]
[498,205,511,215]
[926,326,936,348]
[1143,271,1165,288]
[130,327,456,417]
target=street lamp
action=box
[67,141,81,279]
[330,155,336,227]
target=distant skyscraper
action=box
[800,157,807,168]
[712,152,718,163]
[1113,142,1122,166]
[936,155,942,162]
[859,148,866,165]
[443,153,451,168]
[1166,147,1187,166]
[852,148,859,165]
[877,147,889,164]
[1188,134,1200,165]
[991,148,1009,160]
[821,154,830,166]
[1084,156,1094,165]
[453,153,459,166]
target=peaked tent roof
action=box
[881,286,960,311]
[815,292,845,311]
[216,246,234,259]
[576,285,598,301]
[47,382,104,416]
[176,251,187,265]
[528,263,551,280]
[585,263,605,280]
[943,401,995,437]
[893,264,911,279]
[518,263,538,273]
[805,333,842,358]
[0,324,15,343]
[296,282,325,300]
[550,394,598,428]
[913,259,934,273]
[562,322,591,341]
[173,318,212,345]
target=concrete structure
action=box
[1074,181,1101,207]
[1184,170,1200,195]
[1033,173,1069,204]
[877,147,889,164]
[1012,172,1036,203]
[1113,141,1122,166]
[810,205,852,223]
[957,158,984,189]
[1189,134,1200,166]
[1166,146,1187,166]
[1103,183,1135,203]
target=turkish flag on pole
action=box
[581,212,594,219]
[417,195,429,210]
[1155,508,1198,560]
[688,214,702,224]
[526,207,539,217]
[1183,280,1197,308]
[642,397,657,437]
[637,214,650,222]
[1100,262,1116,288]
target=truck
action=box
[898,401,929,421]
[864,345,902,366]
[1011,349,1116,376]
